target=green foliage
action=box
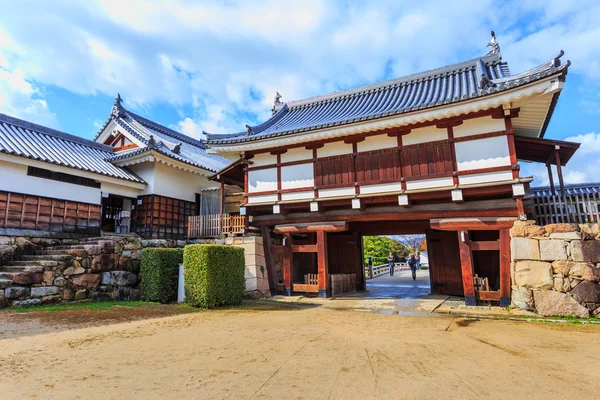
[140,248,184,304]
[363,236,407,266]
[183,244,245,309]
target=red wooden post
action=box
[283,232,292,296]
[499,229,511,307]
[505,116,519,179]
[457,230,476,306]
[317,230,329,297]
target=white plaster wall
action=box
[459,171,514,186]
[360,182,403,195]
[406,177,454,191]
[280,164,314,190]
[251,153,277,167]
[248,168,278,193]
[0,159,101,204]
[318,187,355,198]
[281,147,313,163]
[247,194,278,204]
[129,163,156,195]
[403,126,448,146]
[101,181,143,199]
[357,134,397,152]
[318,142,353,157]
[281,191,314,201]
[455,136,511,171]
[453,116,506,138]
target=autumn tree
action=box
[363,236,407,265]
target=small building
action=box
[0,96,230,239]
[206,34,581,306]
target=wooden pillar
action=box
[499,229,511,307]
[283,232,292,296]
[546,163,555,195]
[219,181,225,214]
[555,147,568,222]
[505,116,519,179]
[457,230,476,306]
[352,231,365,291]
[261,226,278,296]
[317,230,329,298]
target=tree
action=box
[363,236,407,266]
[391,234,426,255]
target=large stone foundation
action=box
[510,221,600,318]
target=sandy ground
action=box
[1,303,600,400]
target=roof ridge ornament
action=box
[147,134,156,148]
[110,93,126,119]
[552,50,565,67]
[245,124,253,135]
[271,91,283,115]
[486,31,500,56]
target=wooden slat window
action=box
[315,154,354,189]
[355,149,401,185]
[400,141,453,179]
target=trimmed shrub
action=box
[140,248,184,303]
[183,244,245,309]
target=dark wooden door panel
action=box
[426,229,464,296]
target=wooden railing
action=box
[364,263,408,279]
[531,183,600,225]
[187,213,246,239]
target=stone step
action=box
[0,278,13,288]
[0,265,44,273]
[35,249,81,255]
[0,271,42,284]
[8,260,59,267]
[44,241,115,250]
[22,254,73,262]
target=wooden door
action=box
[327,233,359,275]
[426,229,464,296]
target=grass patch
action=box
[7,301,160,313]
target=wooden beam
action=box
[469,240,500,251]
[499,229,511,307]
[457,231,476,306]
[477,291,501,301]
[430,217,516,231]
[274,221,348,233]
[283,232,292,296]
[260,226,278,295]
[317,230,329,298]
[292,244,318,253]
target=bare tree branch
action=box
[390,234,425,254]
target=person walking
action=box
[415,252,421,269]
[388,251,395,276]
[408,254,417,281]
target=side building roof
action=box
[206,49,569,145]
[0,113,144,183]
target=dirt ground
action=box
[1,303,600,400]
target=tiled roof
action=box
[530,183,600,197]
[97,102,229,173]
[0,113,144,183]
[206,50,569,145]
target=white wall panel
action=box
[318,187,355,198]
[406,177,454,191]
[248,168,278,193]
[251,152,277,167]
[318,142,353,157]
[357,134,397,152]
[281,147,313,163]
[360,183,402,195]
[281,191,314,201]
[455,136,511,171]
[459,171,514,186]
[453,116,506,138]
[403,126,448,146]
[149,163,217,202]
[280,164,314,190]
[247,194,278,204]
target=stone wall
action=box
[225,235,270,298]
[510,221,600,318]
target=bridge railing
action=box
[364,263,408,279]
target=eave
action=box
[110,148,215,176]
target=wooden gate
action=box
[426,229,463,296]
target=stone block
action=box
[63,265,85,276]
[570,240,600,262]
[533,290,589,318]
[0,296,7,308]
[0,245,14,266]
[579,223,600,236]
[5,286,28,299]
[511,286,533,310]
[72,273,101,289]
[113,287,140,301]
[68,249,88,258]
[0,279,11,289]
[554,277,571,293]
[90,254,119,272]
[545,223,580,234]
[570,281,600,304]
[91,292,112,302]
[0,237,12,245]
[101,271,137,286]
[30,286,59,298]
[511,238,540,261]
[61,288,74,300]
[245,278,258,292]
[552,260,572,275]
[549,232,583,240]
[41,295,60,304]
[12,298,41,307]
[121,250,132,258]
[11,272,41,285]
[54,276,67,286]
[514,261,553,289]
[570,262,600,282]
[42,270,54,285]
[540,240,567,261]
[14,237,36,253]
[74,289,87,300]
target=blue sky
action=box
[0,0,599,185]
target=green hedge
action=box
[140,248,184,303]
[183,244,245,309]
